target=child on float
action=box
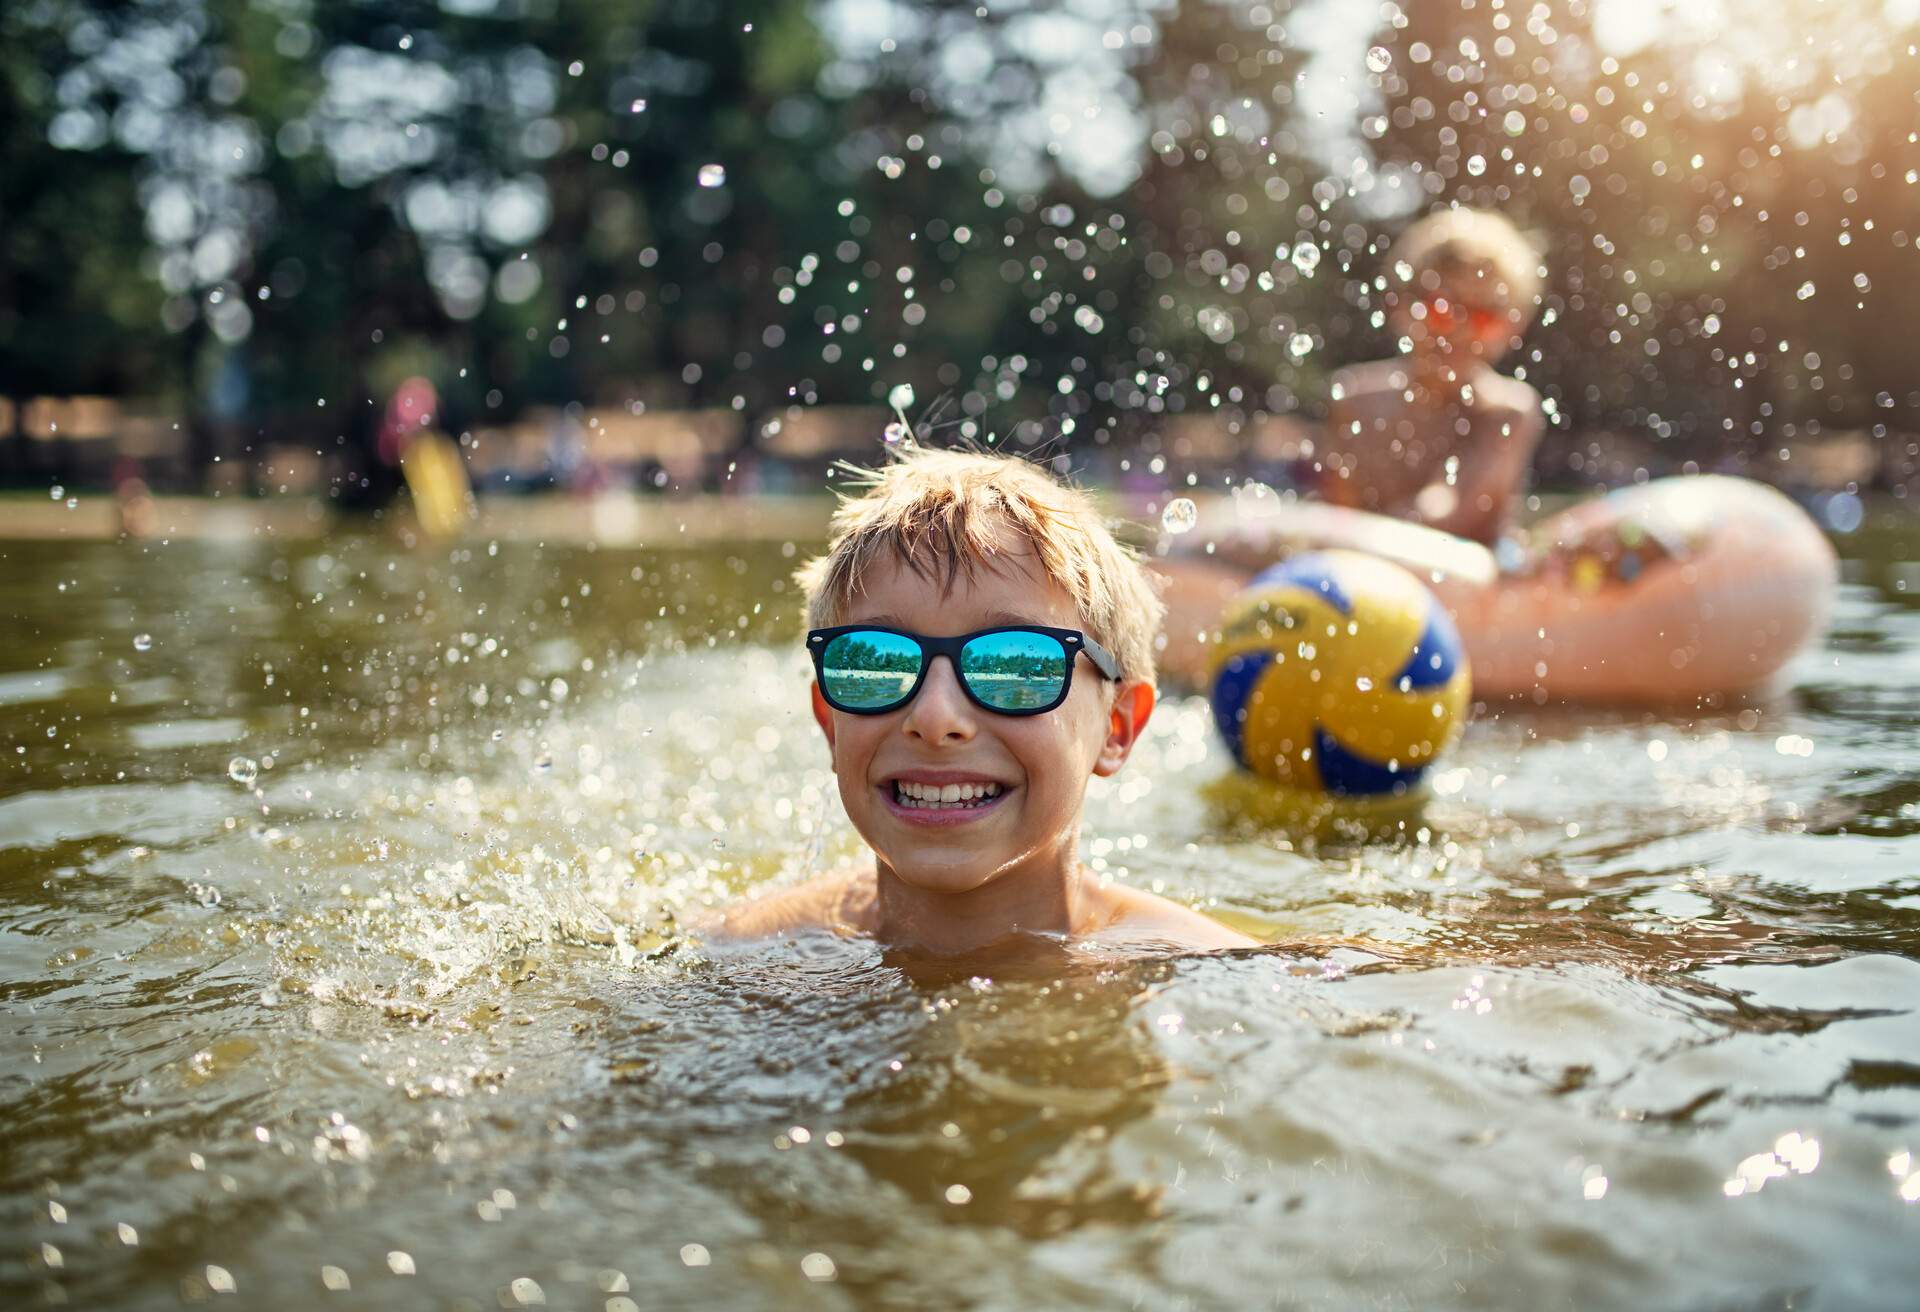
[1316,206,1547,548]
[1152,206,1688,688]
[713,445,1258,954]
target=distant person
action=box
[1317,207,1546,547]
[710,445,1258,955]
[335,385,404,511]
[112,457,157,539]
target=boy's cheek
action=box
[809,682,837,749]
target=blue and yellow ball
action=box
[1208,551,1470,795]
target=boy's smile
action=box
[809,522,1152,909]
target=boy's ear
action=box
[810,680,836,748]
[1093,680,1155,778]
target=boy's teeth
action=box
[894,780,1003,808]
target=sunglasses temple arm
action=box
[1081,636,1122,681]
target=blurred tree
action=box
[5,0,1914,494]
[0,1,170,478]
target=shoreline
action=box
[0,481,1883,547]
[0,491,841,545]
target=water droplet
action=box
[1287,332,1314,361]
[1365,45,1393,73]
[1291,244,1321,274]
[491,729,504,741]
[533,751,554,774]
[887,383,915,411]
[133,633,153,652]
[1796,280,1816,301]
[1161,498,1198,535]
[697,163,726,188]
[227,756,259,787]
[49,485,64,501]
[629,99,647,113]
[882,420,909,447]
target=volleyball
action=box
[1207,551,1470,795]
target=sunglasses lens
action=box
[961,631,1069,712]
[821,630,922,710]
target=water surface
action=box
[3,511,1918,1308]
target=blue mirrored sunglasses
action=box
[807,625,1121,716]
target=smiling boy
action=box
[714,446,1258,955]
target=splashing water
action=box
[1161,497,1199,535]
[2,527,1919,1310]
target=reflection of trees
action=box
[828,636,919,674]
[963,644,1062,680]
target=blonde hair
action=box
[1391,207,1545,325]
[796,445,1165,684]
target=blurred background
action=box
[4,0,1918,506]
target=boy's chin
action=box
[874,854,1004,896]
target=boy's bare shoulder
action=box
[709,869,876,941]
[1098,884,1262,952]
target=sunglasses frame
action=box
[807,624,1121,717]
[1416,296,1506,336]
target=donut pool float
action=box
[1154,476,1837,706]
[1434,476,1836,703]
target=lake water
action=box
[3,506,1918,1309]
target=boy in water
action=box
[715,446,1258,954]
[1318,207,1546,547]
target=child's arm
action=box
[1409,384,1544,545]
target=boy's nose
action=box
[901,655,976,744]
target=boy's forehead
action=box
[844,536,1082,628]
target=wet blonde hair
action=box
[796,445,1164,684]
[1391,207,1545,326]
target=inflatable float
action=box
[1156,475,1838,706]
